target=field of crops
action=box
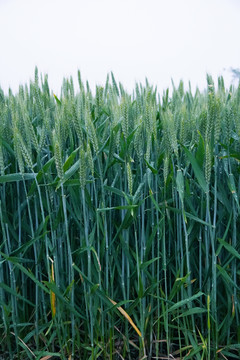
[0,69,240,359]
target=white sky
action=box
[0,0,239,95]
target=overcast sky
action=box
[0,0,239,95]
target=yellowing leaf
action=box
[108,297,142,338]
[50,262,56,319]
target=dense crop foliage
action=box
[0,69,240,359]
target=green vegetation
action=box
[0,68,240,359]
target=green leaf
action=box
[195,131,205,168]
[164,205,212,227]
[228,173,240,212]
[97,205,137,212]
[176,168,184,203]
[0,173,36,183]
[28,157,54,196]
[10,231,48,257]
[90,283,100,295]
[168,292,204,312]
[140,257,160,271]
[138,274,144,298]
[127,127,139,148]
[104,185,126,198]
[220,152,240,162]
[144,159,158,174]
[181,144,207,192]
[217,264,240,290]
[56,159,80,189]
[149,188,163,215]
[217,238,240,260]
[0,253,50,294]
[36,352,61,359]
[0,282,35,306]
[53,93,62,105]
[172,307,207,321]
[63,146,80,172]
[216,213,232,256]
[112,153,125,164]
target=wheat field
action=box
[0,69,240,359]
